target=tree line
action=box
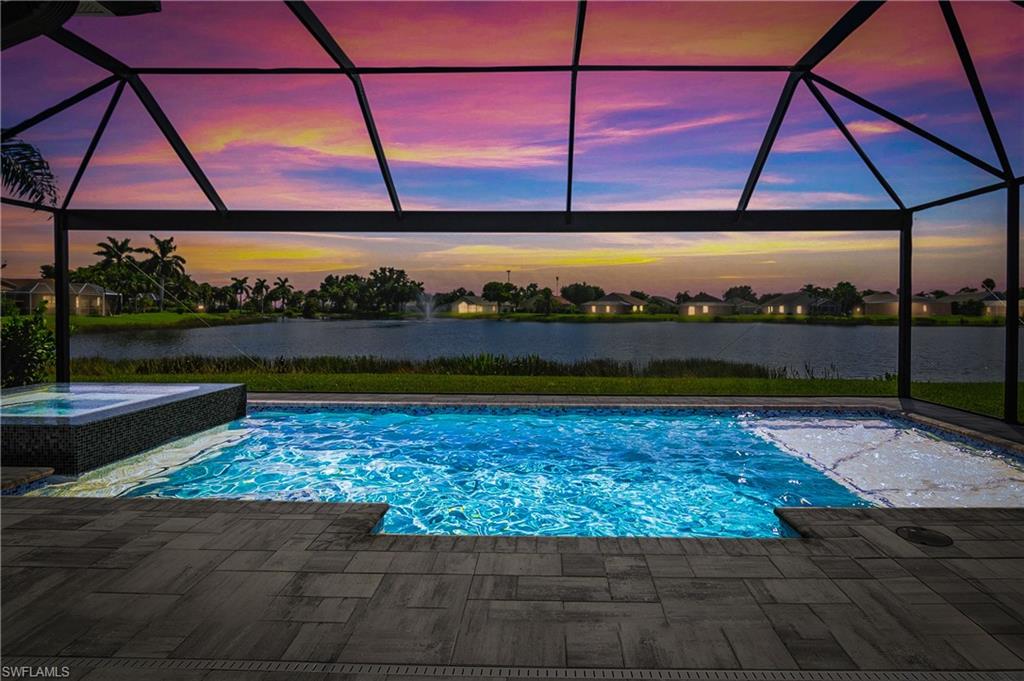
[45,235,424,316]
[26,235,1012,318]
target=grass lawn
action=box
[68,372,1020,421]
[72,371,896,396]
[912,381,1019,422]
[59,312,273,333]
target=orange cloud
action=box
[581,2,852,65]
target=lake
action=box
[70,319,1015,381]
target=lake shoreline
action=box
[430,312,1007,327]
[61,310,1009,333]
[60,312,276,334]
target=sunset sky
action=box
[1,1,1020,296]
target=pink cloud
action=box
[313,1,577,67]
[582,2,853,66]
[65,2,333,68]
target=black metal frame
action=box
[1,0,1019,422]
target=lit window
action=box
[688,305,696,315]
[796,305,803,314]
[702,305,709,314]
[779,305,785,313]
[923,304,928,312]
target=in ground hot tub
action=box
[0,383,245,474]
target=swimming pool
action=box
[32,406,1023,537]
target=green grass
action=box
[57,312,273,333]
[66,369,1019,421]
[70,371,899,397]
[912,381,1023,422]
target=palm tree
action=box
[229,276,250,310]
[251,278,269,313]
[211,285,231,312]
[1,138,58,206]
[93,237,134,266]
[135,234,186,311]
[272,276,293,311]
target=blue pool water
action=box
[114,407,870,537]
[0,383,198,418]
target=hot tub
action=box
[0,383,245,474]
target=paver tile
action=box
[516,576,611,601]
[281,572,382,598]
[4,499,1024,672]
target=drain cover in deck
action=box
[895,526,954,547]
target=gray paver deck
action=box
[2,497,1023,680]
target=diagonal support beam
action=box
[62,79,125,209]
[286,1,402,216]
[794,1,884,70]
[126,74,227,211]
[804,77,904,209]
[2,75,118,141]
[46,28,227,212]
[738,1,884,211]
[908,179,1008,213]
[808,73,1004,178]
[939,0,1013,178]
[565,1,587,219]
[46,28,130,75]
[737,72,800,211]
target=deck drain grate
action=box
[896,525,955,547]
[1,657,1018,681]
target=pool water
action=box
[1,397,127,416]
[0,383,198,418]
[37,406,882,537]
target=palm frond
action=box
[1,137,58,206]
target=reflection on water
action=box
[71,318,1011,381]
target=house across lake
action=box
[681,293,734,317]
[1,278,121,316]
[581,292,647,314]
[438,295,499,314]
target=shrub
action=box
[1,305,56,387]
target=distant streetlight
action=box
[506,270,511,284]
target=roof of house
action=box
[1,278,115,295]
[690,292,724,303]
[647,295,678,307]
[521,293,571,307]
[939,290,1002,303]
[454,295,496,306]
[762,291,814,306]
[587,292,647,307]
[863,292,943,304]
[725,296,758,307]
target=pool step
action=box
[0,466,53,491]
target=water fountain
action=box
[417,291,435,320]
